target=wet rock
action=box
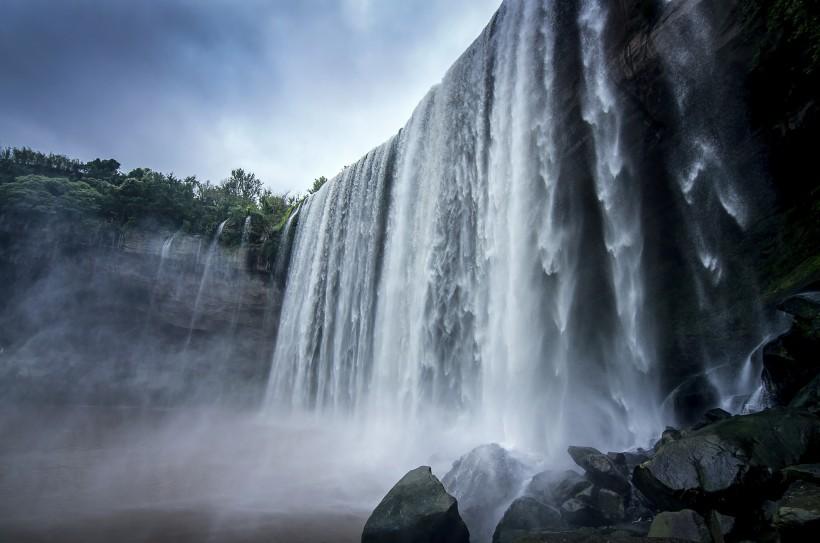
[647,510,710,542]
[525,470,591,507]
[773,480,820,539]
[608,450,651,474]
[567,446,631,495]
[780,292,820,323]
[560,484,627,527]
[624,488,656,524]
[561,501,601,528]
[596,488,626,522]
[690,408,732,431]
[789,373,820,412]
[782,463,820,485]
[362,466,469,543]
[492,497,564,543]
[763,292,820,405]
[653,427,682,452]
[633,409,820,513]
[496,528,684,542]
[706,511,734,543]
[443,443,530,543]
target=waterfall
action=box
[142,231,178,335]
[241,216,252,247]
[228,217,253,335]
[266,0,770,456]
[577,0,657,440]
[183,219,228,355]
[267,139,395,414]
[652,0,775,414]
[272,210,297,284]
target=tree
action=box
[221,168,263,203]
[308,176,328,195]
[84,158,121,180]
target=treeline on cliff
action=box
[0,146,326,263]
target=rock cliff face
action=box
[0,218,284,406]
[602,0,820,417]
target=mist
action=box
[2,0,820,541]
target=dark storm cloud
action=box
[0,0,501,192]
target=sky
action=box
[0,0,501,194]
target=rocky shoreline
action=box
[362,292,820,543]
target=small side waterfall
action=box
[241,216,252,246]
[266,0,773,456]
[652,0,775,414]
[228,217,253,342]
[142,231,178,334]
[183,219,227,355]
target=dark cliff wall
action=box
[607,0,820,415]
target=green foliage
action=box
[744,0,820,74]
[0,175,103,225]
[222,168,263,203]
[0,146,310,257]
[308,175,328,195]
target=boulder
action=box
[567,446,631,495]
[773,480,820,539]
[525,470,591,507]
[361,466,469,543]
[491,528,684,542]
[596,488,626,522]
[653,427,682,452]
[633,409,820,513]
[647,510,710,542]
[443,443,530,543]
[782,464,820,485]
[706,510,734,543]
[608,450,652,474]
[492,497,564,543]
[624,489,657,524]
[559,484,627,527]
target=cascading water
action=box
[241,215,252,246]
[651,0,777,414]
[183,219,228,354]
[227,217,253,339]
[577,0,657,440]
[267,0,771,458]
[143,231,178,333]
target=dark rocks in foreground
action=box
[490,528,686,543]
[492,497,564,543]
[647,510,710,542]
[361,466,469,543]
[772,480,820,538]
[364,291,820,542]
[365,404,820,542]
[633,409,820,513]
